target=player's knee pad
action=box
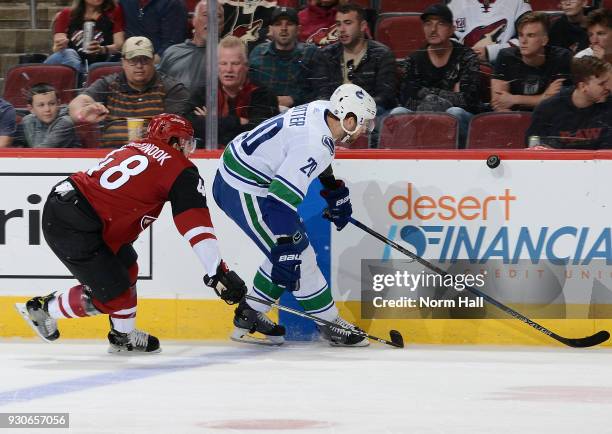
[92,285,137,314]
[55,284,101,318]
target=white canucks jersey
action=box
[447,0,531,62]
[219,101,336,212]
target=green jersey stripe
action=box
[243,193,275,248]
[223,147,270,186]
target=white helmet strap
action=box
[339,115,360,142]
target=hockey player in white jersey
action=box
[212,83,376,346]
[446,0,532,63]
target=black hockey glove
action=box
[320,180,352,231]
[270,230,309,292]
[203,261,247,305]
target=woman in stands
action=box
[45,0,125,72]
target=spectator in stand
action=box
[249,7,319,111]
[221,0,276,53]
[45,0,125,72]
[313,4,396,113]
[446,0,532,63]
[299,0,342,47]
[0,98,16,148]
[190,36,279,147]
[15,83,80,148]
[491,12,573,112]
[158,0,225,93]
[576,9,612,64]
[119,0,187,62]
[69,36,191,147]
[391,4,480,148]
[549,0,591,55]
[526,56,610,149]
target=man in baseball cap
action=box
[270,6,299,26]
[390,2,480,148]
[122,36,154,59]
[420,4,453,25]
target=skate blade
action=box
[230,327,284,346]
[328,339,370,347]
[14,303,58,343]
[107,345,162,355]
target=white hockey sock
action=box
[110,317,136,333]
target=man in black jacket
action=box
[313,4,397,113]
[526,56,610,149]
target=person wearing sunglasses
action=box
[68,36,191,148]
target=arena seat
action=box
[466,112,532,149]
[346,135,369,149]
[3,64,78,108]
[529,0,561,10]
[379,112,459,149]
[378,0,440,13]
[277,0,301,7]
[85,62,122,87]
[375,13,425,60]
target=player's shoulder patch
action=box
[321,135,335,156]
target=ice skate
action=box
[108,327,161,354]
[15,293,59,342]
[318,316,369,347]
[231,300,285,346]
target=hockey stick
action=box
[350,217,610,348]
[244,294,404,348]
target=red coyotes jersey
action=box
[71,140,220,276]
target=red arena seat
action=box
[466,112,533,149]
[375,13,425,60]
[3,64,78,108]
[379,0,440,13]
[379,112,459,149]
[85,62,122,87]
[277,0,301,7]
[529,0,562,10]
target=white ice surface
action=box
[1,340,611,434]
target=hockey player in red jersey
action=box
[16,113,247,353]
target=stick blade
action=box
[389,330,404,348]
[560,330,610,348]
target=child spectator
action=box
[17,83,80,148]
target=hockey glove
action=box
[320,180,352,231]
[203,261,247,305]
[270,230,309,292]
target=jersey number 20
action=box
[240,117,284,155]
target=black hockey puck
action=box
[486,155,500,169]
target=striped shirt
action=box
[84,71,191,147]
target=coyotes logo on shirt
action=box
[447,0,531,47]
[222,0,276,45]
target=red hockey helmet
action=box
[146,113,196,156]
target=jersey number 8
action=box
[87,155,149,190]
